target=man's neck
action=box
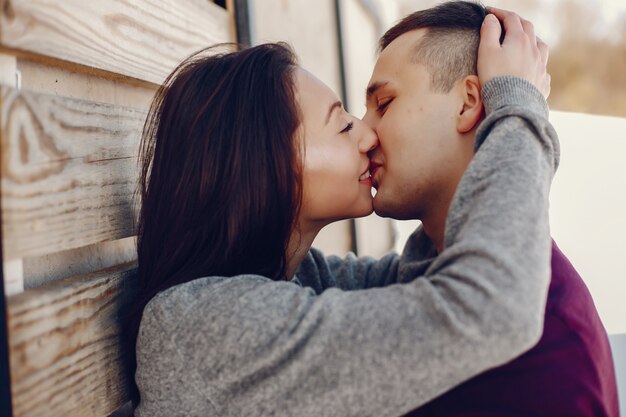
[421,152,475,254]
[421,213,446,255]
[420,192,457,254]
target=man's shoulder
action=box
[546,240,610,352]
[548,240,590,304]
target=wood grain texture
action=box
[1,86,144,260]
[0,0,233,84]
[16,58,157,109]
[0,52,17,87]
[3,257,23,295]
[23,236,137,291]
[7,262,138,417]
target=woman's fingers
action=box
[520,18,537,47]
[479,14,503,50]
[537,36,549,65]
[478,8,551,98]
[487,7,524,41]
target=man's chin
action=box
[372,194,392,219]
[373,193,416,220]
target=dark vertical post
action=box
[0,114,13,416]
[334,0,359,255]
[233,0,252,49]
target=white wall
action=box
[548,111,626,335]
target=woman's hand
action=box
[478,8,551,98]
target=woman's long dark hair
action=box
[124,43,302,398]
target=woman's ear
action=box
[457,75,484,134]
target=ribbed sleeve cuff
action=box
[481,76,549,118]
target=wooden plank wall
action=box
[0,1,236,415]
[7,263,138,417]
[0,0,233,84]
[1,87,145,261]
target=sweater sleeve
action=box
[135,76,559,417]
[294,248,401,292]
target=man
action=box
[362,2,619,416]
[288,4,558,416]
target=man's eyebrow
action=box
[325,101,342,125]
[366,81,389,100]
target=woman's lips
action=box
[359,166,372,185]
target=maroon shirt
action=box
[405,241,619,417]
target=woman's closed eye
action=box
[340,121,354,133]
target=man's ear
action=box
[457,75,483,134]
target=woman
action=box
[126,11,557,417]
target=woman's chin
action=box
[316,196,374,224]
[324,206,374,224]
[350,202,375,218]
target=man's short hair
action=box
[380,1,489,92]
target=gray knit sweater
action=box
[135,77,560,417]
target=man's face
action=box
[363,29,475,221]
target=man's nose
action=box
[358,121,379,153]
[361,109,376,130]
[360,111,379,155]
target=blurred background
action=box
[249,1,625,407]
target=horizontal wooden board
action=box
[1,86,144,260]
[23,236,137,291]
[0,0,233,84]
[16,58,158,109]
[7,262,138,417]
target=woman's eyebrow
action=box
[325,101,342,125]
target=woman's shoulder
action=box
[147,274,260,308]
[136,273,319,382]
[141,274,314,335]
[146,274,273,314]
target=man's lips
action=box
[369,161,382,187]
[369,160,382,173]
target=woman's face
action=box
[294,68,379,227]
